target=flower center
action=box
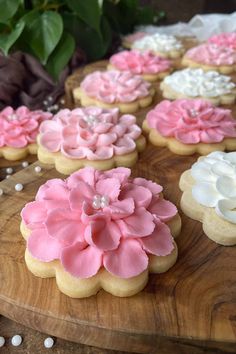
[8,113,18,120]
[84,115,98,126]
[92,194,110,209]
[189,108,198,118]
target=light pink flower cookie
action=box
[208,32,236,50]
[108,50,172,82]
[143,99,236,155]
[73,70,155,113]
[0,106,52,161]
[182,43,236,74]
[20,166,181,298]
[38,107,146,174]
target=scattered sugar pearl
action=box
[60,98,65,105]
[0,188,3,196]
[0,336,5,347]
[44,337,54,348]
[15,183,24,192]
[34,166,42,173]
[6,167,13,174]
[22,161,29,168]
[11,334,22,346]
[5,175,10,179]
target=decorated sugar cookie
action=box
[122,31,148,48]
[208,32,236,50]
[20,167,182,298]
[143,99,236,155]
[179,151,236,245]
[38,107,146,174]
[0,106,51,161]
[108,50,172,82]
[131,33,184,59]
[160,68,236,105]
[182,43,236,74]
[73,70,155,113]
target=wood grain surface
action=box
[0,58,236,354]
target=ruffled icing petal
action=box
[175,129,200,144]
[113,136,136,155]
[119,207,155,237]
[148,196,177,221]
[192,182,220,207]
[61,243,102,278]
[103,238,148,278]
[211,161,235,177]
[96,132,117,146]
[119,183,152,208]
[66,167,96,188]
[69,182,94,210]
[216,176,236,198]
[40,131,62,152]
[84,218,121,251]
[45,209,85,245]
[96,177,121,201]
[99,167,131,186]
[133,177,163,195]
[104,198,134,219]
[86,146,114,160]
[27,228,62,262]
[141,221,174,256]
[21,201,47,229]
[62,125,79,147]
[191,161,216,182]
[216,198,236,224]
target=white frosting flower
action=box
[132,33,183,52]
[163,68,235,98]
[191,151,236,224]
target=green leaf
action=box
[66,0,101,33]
[24,11,63,65]
[0,0,21,22]
[46,32,75,81]
[0,21,25,55]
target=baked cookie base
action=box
[38,135,146,175]
[179,168,236,246]
[132,48,185,59]
[107,64,172,82]
[73,87,155,114]
[0,143,37,161]
[182,57,236,75]
[143,120,236,156]
[20,213,181,298]
[160,81,236,106]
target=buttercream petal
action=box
[119,183,152,208]
[104,198,134,219]
[148,197,177,221]
[119,207,155,237]
[216,176,236,198]
[133,177,162,195]
[192,182,220,207]
[40,131,62,152]
[96,177,121,201]
[216,198,236,224]
[66,167,96,188]
[69,182,94,210]
[191,161,217,182]
[21,201,47,229]
[103,238,148,278]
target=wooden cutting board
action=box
[0,60,236,354]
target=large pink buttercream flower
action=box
[184,43,236,66]
[21,167,177,279]
[80,70,151,103]
[0,106,52,148]
[208,32,236,50]
[39,107,142,160]
[110,50,171,75]
[146,99,236,144]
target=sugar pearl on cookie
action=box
[34,166,42,173]
[44,337,54,348]
[0,188,3,196]
[0,336,5,347]
[15,183,23,192]
[6,167,13,174]
[11,334,22,346]
[22,161,29,168]
[6,175,10,179]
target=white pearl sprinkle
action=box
[22,161,29,168]
[34,166,42,173]
[6,167,13,174]
[15,183,23,192]
[44,337,54,348]
[11,334,22,346]
[60,98,65,105]
[48,96,53,102]
[0,188,3,196]
[6,175,10,179]
[0,336,5,347]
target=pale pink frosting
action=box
[208,32,236,50]
[39,107,142,160]
[0,106,52,148]
[110,50,172,75]
[123,32,148,46]
[185,43,236,66]
[21,167,177,279]
[80,70,151,103]
[146,99,236,144]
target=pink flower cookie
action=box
[208,32,236,50]
[143,99,236,155]
[20,167,181,298]
[108,50,172,82]
[73,70,155,113]
[0,106,52,161]
[182,43,236,74]
[38,107,146,174]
